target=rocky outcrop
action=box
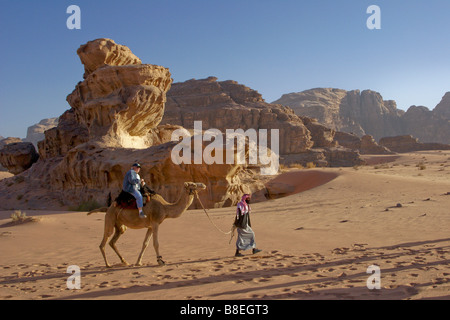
[273,88,403,139]
[379,135,450,153]
[274,88,450,144]
[77,38,142,79]
[37,110,89,159]
[0,138,24,171]
[162,77,313,155]
[66,38,173,149]
[401,94,450,144]
[24,118,58,148]
[161,77,365,168]
[334,132,394,155]
[0,142,39,174]
[299,116,336,148]
[0,137,23,149]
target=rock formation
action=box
[401,93,450,144]
[161,77,365,168]
[0,142,39,175]
[66,38,173,149]
[77,38,142,79]
[274,88,450,144]
[379,135,450,153]
[0,39,268,210]
[0,137,24,172]
[24,118,59,148]
[0,137,23,149]
[37,110,90,160]
[334,132,394,155]
[162,76,314,154]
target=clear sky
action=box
[0,0,449,138]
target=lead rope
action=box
[194,191,236,244]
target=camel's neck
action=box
[166,190,195,219]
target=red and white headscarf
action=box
[236,194,251,217]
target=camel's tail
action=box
[87,207,108,215]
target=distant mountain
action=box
[24,118,59,148]
[273,89,450,144]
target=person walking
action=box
[234,194,261,257]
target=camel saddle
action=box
[115,185,156,210]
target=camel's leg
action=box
[152,224,165,266]
[99,213,115,268]
[135,228,153,266]
[109,225,129,266]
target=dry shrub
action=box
[306,162,316,169]
[10,210,39,224]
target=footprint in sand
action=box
[96,281,111,288]
[210,265,224,272]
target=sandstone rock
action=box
[434,92,450,119]
[360,135,393,154]
[299,116,336,148]
[0,137,23,149]
[24,118,58,148]
[38,110,89,159]
[379,135,450,153]
[162,77,313,155]
[67,64,172,148]
[0,142,39,174]
[273,88,403,140]
[334,132,393,155]
[77,38,142,78]
[0,137,24,171]
[274,88,450,145]
[333,131,361,151]
[22,135,267,209]
[401,93,450,144]
[65,38,172,149]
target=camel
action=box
[87,182,206,268]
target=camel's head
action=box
[184,182,207,195]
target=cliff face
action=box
[162,77,314,155]
[402,92,450,144]
[161,78,366,168]
[274,89,450,144]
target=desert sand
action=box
[0,151,449,300]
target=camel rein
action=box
[194,191,236,244]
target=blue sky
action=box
[0,0,449,138]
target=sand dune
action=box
[0,151,449,300]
